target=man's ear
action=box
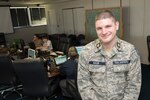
[116,21,119,31]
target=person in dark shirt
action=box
[59,46,79,97]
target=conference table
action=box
[10,49,62,78]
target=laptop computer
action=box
[75,46,84,55]
[28,48,36,59]
[54,55,67,66]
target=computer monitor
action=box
[54,55,67,65]
[28,49,36,59]
[75,46,84,55]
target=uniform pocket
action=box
[113,65,129,72]
[89,64,106,86]
[113,60,130,72]
[89,64,106,73]
[113,64,129,84]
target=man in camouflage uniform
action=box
[77,10,141,100]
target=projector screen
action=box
[0,7,14,34]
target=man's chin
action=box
[100,39,110,44]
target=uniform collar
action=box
[94,39,102,53]
[94,37,123,53]
[115,37,123,52]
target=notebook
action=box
[28,48,36,59]
[54,55,67,66]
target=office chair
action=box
[0,33,6,46]
[50,34,60,51]
[28,42,36,50]
[13,58,60,100]
[58,37,71,54]
[66,79,82,100]
[76,34,85,46]
[68,34,77,46]
[59,33,67,38]
[0,54,22,99]
[147,35,150,62]
[66,62,82,100]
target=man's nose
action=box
[101,28,107,34]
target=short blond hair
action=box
[68,46,78,58]
[95,10,116,22]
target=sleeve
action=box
[49,40,53,50]
[47,40,53,50]
[77,51,99,100]
[123,49,142,100]
[59,64,66,75]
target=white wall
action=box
[47,9,58,34]
[5,25,48,44]
[46,0,85,35]
[0,7,13,33]
[129,0,146,64]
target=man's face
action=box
[33,36,37,41]
[95,18,119,45]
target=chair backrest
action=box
[28,42,36,49]
[147,36,150,62]
[13,58,50,97]
[0,33,6,46]
[0,54,16,85]
[66,60,81,100]
[59,33,67,38]
[58,37,71,54]
[76,34,85,46]
[68,34,77,46]
[50,34,60,51]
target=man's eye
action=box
[96,27,102,30]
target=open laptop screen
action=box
[28,49,36,59]
[54,55,67,65]
[75,46,84,55]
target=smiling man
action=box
[77,10,141,100]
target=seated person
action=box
[59,46,79,98]
[36,35,53,52]
[32,34,43,48]
[0,47,9,54]
[0,47,15,61]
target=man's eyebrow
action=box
[105,25,112,27]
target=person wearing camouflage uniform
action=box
[77,10,141,100]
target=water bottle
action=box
[13,42,16,49]
[47,58,51,71]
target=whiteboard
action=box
[0,7,14,34]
